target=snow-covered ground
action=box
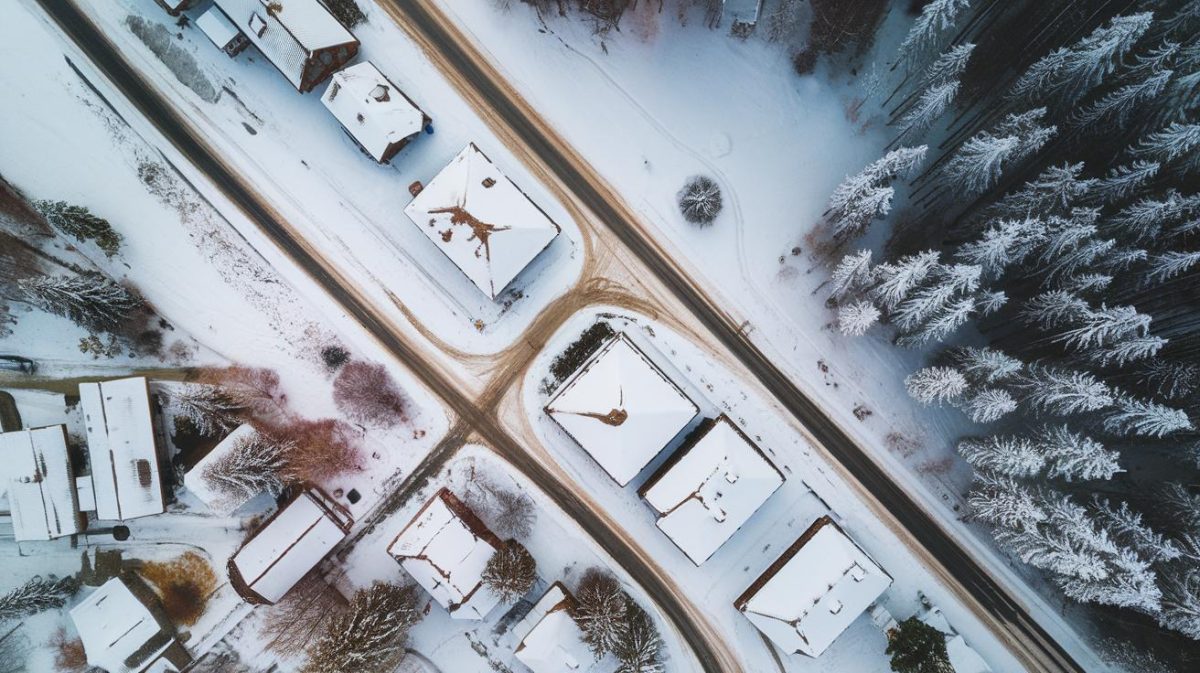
[435,2,1109,669]
[518,308,1026,673]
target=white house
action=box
[228,487,352,604]
[405,143,561,300]
[70,576,188,673]
[918,605,993,673]
[545,332,699,486]
[195,3,249,57]
[388,488,502,620]
[210,0,359,92]
[514,582,594,673]
[321,61,429,163]
[0,425,81,541]
[183,423,259,515]
[735,516,892,657]
[639,416,783,565]
[80,377,165,522]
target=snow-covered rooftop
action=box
[640,416,783,565]
[920,606,992,673]
[195,4,241,51]
[388,488,502,620]
[183,423,258,516]
[229,488,352,604]
[735,516,892,657]
[546,332,699,486]
[404,143,561,299]
[70,576,174,673]
[514,582,594,673]
[0,425,80,541]
[211,0,358,91]
[80,377,165,521]
[723,0,764,26]
[321,61,427,163]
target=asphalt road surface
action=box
[381,2,1084,672]
[34,1,737,671]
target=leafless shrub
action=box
[261,418,363,483]
[260,569,348,654]
[332,360,408,428]
[139,552,217,626]
[49,628,86,673]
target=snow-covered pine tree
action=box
[34,200,122,258]
[967,472,1046,529]
[892,263,981,333]
[1136,360,1200,401]
[574,568,629,659]
[905,366,968,405]
[1159,571,1200,639]
[871,250,940,310]
[1057,547,1161,611]
[1006,13,1154,107]
[1058,273,1113,295]
[1088,334,1169,367]
[1091,497,1181,563]
[982,163,1094,221]
[613,600,665,673]
[304,582,421,673]
[677,176,723,226]
[482,540,537,604]
[893,0,971,74]
[957,218,1046,276]
[1146,250,1200,283]
[1091,161,1161,205]
[1159,483,1200,534]
[958,436,1045,477]
[1021,290,1091,331]
[1104,191,1200,240]
[1036,425,1121,482]
[1018,365,1114,415]
[829,249,874,298]
[837,300,881,337]
[976,290,1008,315]
[959,388,1019,423]
[0,576,78,621]
[1054,303,1151,351]
[1070,69,1173,132]
[1129,121,1200,173]
[167,384,246,437]
[897,80,960,142]
[897,296,977,347]
[200,430,288,508]
[1103,395,1194,438]
[922,43,975,88]
[996,524,1109,581]
[937,109,1055,196]
[826,147,927,241]
[18,272,142,333]
[949,346,1024,384]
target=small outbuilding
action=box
[639,415,783,565]
[70,575,191,673]
[321,61,430,164]
[545,332,699,486]
[514,582,594,673]
[0,425,81,541]
[735,516,892,658]
[80,377,165,522]
[228,487,353,604]
[388,487,502,620]
[405,143,561,300]
[195,4,249,57]
[210,0,359,92]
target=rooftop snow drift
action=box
[321,61,429,163]
[80,377,165,521]
[514,582,594,673]
[0,425,80,541]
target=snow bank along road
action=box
[381,1,1084,672]
[33,1,733,671]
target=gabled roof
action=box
[404,143,561,299]
[388,488,501,620]
[735,516,892,657]
[321,62,427,163]
[212,0,357,90]
[184,423,259,516]
[919,606,992,673]
[546,333,698,486]
[515,582,594,673]
[70,576,174,673]
[80,377,165,521]
[229,488,352,604]
[196,4,241,50]
[0,425,80,541]
[640,416,783,565]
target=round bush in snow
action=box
[677,175,722,226]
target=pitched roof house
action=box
[80,377,165,522]
[70,575,191,673]
[321,61,430,164]
[183,423,260,515]
[228,487,353,604]
[0,425,81,541]
[735,516,892,657]
[545,332,699,486]
[404,143,561,300]
[388,488,502,620]
[918,605,993,673]
[639,416,783,565]
[210,0,359,92]
[514,582,594,673]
